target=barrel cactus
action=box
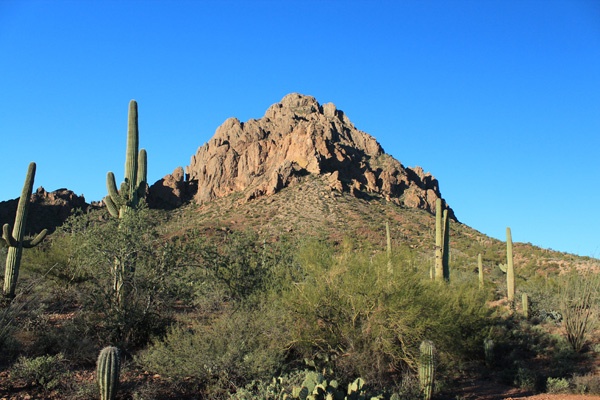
[97,346,121,400]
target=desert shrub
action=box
[184,229,298,304]
[9,353,70,391]
[572,373,600,395]
[546,377,569,393]
[559,270,600,352]
[58,207,189,349]
[0,283,47,363]
[28,316,99,367]
[520,274,564,322]
[137,302,289,394]
[280,240,495,388]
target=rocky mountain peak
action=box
[158,93,451,216]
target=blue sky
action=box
[1,1,599,257]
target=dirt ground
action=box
[442,378,600,400]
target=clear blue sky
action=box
[1,1,599,257]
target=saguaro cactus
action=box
[386,221,392,273]
[484,338,494,368]
[434,199,443,281]
[419,340,436,400]
[522,293,529,319]
[478,253,484,288]
[442,208,450,281]
[97,346,121,400]
[434,199,450,282]
[105,100,147,218]
[506,227,515,303]
[3,162,47,297]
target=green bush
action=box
[546,377,569,393]
[9,353,70,391]
[559,271,600,352]
[572,374,600,395]
[59,207,188,349]
[137,303,288,392]
[279,240,495,388]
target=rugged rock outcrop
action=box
[148,166,189,209]
[183,93,452,216]
[0,187,90,235]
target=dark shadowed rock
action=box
[0,187,91,235]
[148,166,189,209]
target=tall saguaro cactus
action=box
[3,162,48,297]
[506,227,515,303]
[105,100,147,218]
[434,198,450,281]
[386,221,392,273]
[442,208,450,280]
[478,253,484,288]
[434,199,443,280]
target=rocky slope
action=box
[173,93,451,217]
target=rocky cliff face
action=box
[181,93,450,216]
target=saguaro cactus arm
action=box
[104,196,120,218]
[22,229,48,248]
[106,172,125,206]
[2,224,17,247]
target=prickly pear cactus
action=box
[97,346,121,400]
[3,162,48,297]
[419,340,435,400]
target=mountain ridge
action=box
[153,93,453,219]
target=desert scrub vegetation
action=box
[136,238,496,397]
[1,204,600,399]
